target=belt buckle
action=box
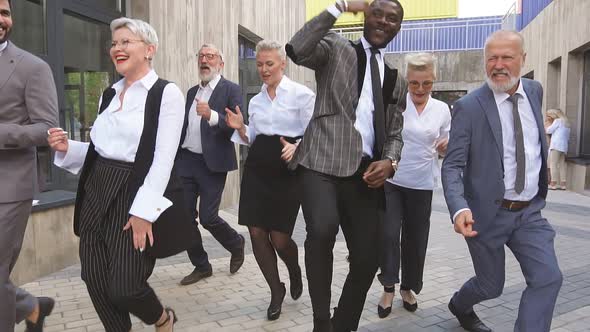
[509,201,516,210]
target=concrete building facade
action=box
[518,0,590,194]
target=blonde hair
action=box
[110,17,159,49]
[546,108,570,127]
[404,53,437,80]
[255,40,287,60]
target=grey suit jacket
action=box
[286,10,405,177]
[0,42,58,202]
[441,79,548,232]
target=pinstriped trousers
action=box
[79,156,163,332]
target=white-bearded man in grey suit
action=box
[286,1,406,331]
[442,30,562,332]
[0,0,57,331]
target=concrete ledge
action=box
[12,204,79,286]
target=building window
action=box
[10,0,46,55]
[581,50,590,158]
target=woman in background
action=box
[545,108,571,190]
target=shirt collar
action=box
[261,75,290,95]
[491,79,526,106]
[200,74,222,90]
[113,69,159,92]
[361,36,385,57]
[0,41,8,55]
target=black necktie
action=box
[370,47,385,158]
[509,94,525,194]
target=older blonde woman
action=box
[47,18,184,331]
[226,40,315,321]
[377,53,451,318]
[545,109,571,190]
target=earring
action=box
[145,55,152,61]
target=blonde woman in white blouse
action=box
[377,53,451,318]
[545,108,571,190]
[226,40,315,321]
[47,18,183,331]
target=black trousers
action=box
[298,165,381,332]
[79,157,163,332]
[378,182,433,294]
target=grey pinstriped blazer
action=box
[286,10,406,177]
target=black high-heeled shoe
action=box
[155,307,178,330]
[377,286,395,318]
[267,282,286,321]
[290,265,303,300]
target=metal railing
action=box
[333,16,503,53]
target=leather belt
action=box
[501,199,531,211]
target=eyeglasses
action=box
[197,53,219,60]
[408,80,434,89]
[109,39,145,49]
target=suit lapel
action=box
[0,43,23,92]
[352,40,366,99]
[477,84,504,161]
[523,79,548,161]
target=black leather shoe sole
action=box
[230,234,246,274]
[448,301,492,332]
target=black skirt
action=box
[238,135,300,235]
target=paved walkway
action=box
[16,188,590,332]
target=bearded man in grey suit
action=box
[286,1,406,331]
[442,30,562,332]
[0,0,58,331]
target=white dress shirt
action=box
[0,41,7,56]
[494,81,541,201]
[389,94,450,190]
[232,75,315,146]
[328,5,385,158]
[54,70,185,223]
[181,74,221,154]
[546,119,570,153]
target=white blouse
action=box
[546,118,570,153]
[54,70,185,222]
[232,75,315,146]
[389,93,451,190]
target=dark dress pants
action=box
[378,182,433,294]
[178,149,242,271]
[298,165,381,332]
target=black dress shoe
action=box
[448,300,492,332]
[25,297,55,332]
[267,282,286,320]
[290,265,303,300]
[313,318,333,332]
[401,290,418,312]
[377,304,392,318]
[180,267,213,286]
[230,234,245,274]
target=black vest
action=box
[73,79,198,258]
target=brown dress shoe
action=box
[230,234,245,274]
[180,267,213,286]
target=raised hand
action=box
[47,127,69,152]
[453,210,478,238]
[342,0,369,14]
[196,98,212,120]
[280,137,297,162]
[225,105,245,130]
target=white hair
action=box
[200,43,225,62]
[110,17,159,49]
[484,30,525,55]
[255,40,286,60]
[404,52,437,80]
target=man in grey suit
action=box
[442,30,562,332]
[286,1,405,331]
[0,0,58,330]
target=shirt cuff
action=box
[129,186,173,223]
[208,110,219,126]
[53,140,89,175]
[231,125,250,146]
[453,208,471,224]
[327,4,342,18]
